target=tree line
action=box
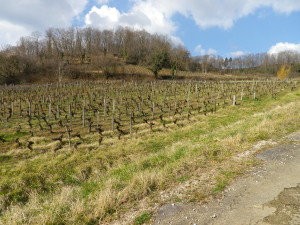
[0,26,300,84]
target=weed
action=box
[177,175,190,183]
[213,180,228,192]
[134,211,152,225]
[0,155,12,162]
[220,170,236,179]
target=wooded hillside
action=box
[1,27,300,84]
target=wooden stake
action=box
[111,115,114,132]
[130,112,133,137]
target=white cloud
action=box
[230,51,247,57]
[85,2,176,35]
[1,0,300,48]
[0,20,30,47]
[0,0,88,46]
[132,0,300,30]
[83,0,300,47]
[195,45,217,55]
[85,5,120,30]
[97,0,109,5]
[207,48,217,55]
[268,42,300,55]
[195,45,206,55]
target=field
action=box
[0,80,300,224]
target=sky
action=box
[0,0,300,57]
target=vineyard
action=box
[0,80,299,224]
[0,80,297,148]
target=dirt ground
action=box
[152,131,300,225]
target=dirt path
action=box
[152,131,300,225]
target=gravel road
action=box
[152,131,300,225]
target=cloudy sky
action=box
[1,0,300,57]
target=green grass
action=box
[0,131,29,141]
[0,155,12,162]
[213,170,238,193]
[134,211,152,225]
[0,85,300,224]
[177,175,191,183]
[213,180,228,192]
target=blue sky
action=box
[0,0,300,57]
[172,8,300,57]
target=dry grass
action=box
[1,88,300,224]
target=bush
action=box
[0,55,22,84]
[277,64,291,80]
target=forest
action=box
[1,26,300,85]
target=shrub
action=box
[277,64,291,80]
